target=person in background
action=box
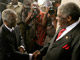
[0,0,11,4]
[23,1,34,53]
[18,0,23,3]
[43,0,61,46]
[30,2,46,53]
[52,0,62,31]
[42,1,57,44]
[25,1,46,53]
[33,2,80,60]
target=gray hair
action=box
[58,2,80,21]
[2,9,17,22]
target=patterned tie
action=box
[56,28,66,40]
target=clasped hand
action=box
[32,50,41,59]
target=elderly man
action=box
[0,9,29,60]
[33,2,80,60]
[7,0,26,44]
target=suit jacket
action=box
[0,24,29,60]
[40,22,80,60]
[14,25,25,49]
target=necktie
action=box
[12,30,15,36]
[56,28,66,40]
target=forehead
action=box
[57,9,67,20]
[57,9,62,16]
[57,7,67,18]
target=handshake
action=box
[18,46,42,60]
[30,50,41,60]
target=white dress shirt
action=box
[56,20,80,41]
[4,24,14,32]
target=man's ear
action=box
[67,16,72,22]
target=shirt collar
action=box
[56,20,80,41]
[66,20,80,31]
[4,24,14,32]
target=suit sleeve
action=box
[71,38,80,60]
[15,25,26,49]
[40,40,51,56]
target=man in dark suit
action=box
[0,9,29,60]
[33,2,80,60]
[14,25,26,53]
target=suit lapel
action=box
[47,28,61,51]
[2,25,17,46]
[51,32,73,48]
[51,28,61,42]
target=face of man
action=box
[7,13,17,28]
[56,10,69,28]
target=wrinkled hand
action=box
[33,50,40,59]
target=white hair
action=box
[2,9,17,22]
[58,2,80,20]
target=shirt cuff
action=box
[29,53,33,60]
